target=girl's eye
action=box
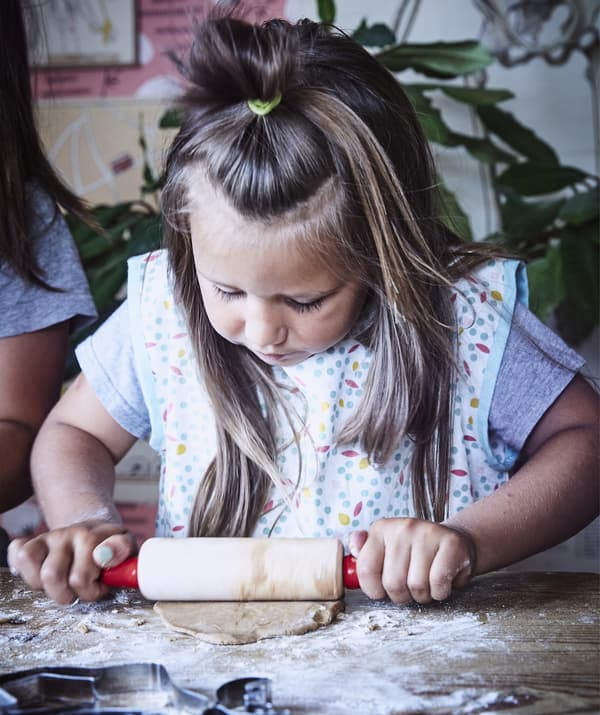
[287,297,325,313]
[213,285,243,301]
[212,285,325,313]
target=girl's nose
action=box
[244,299,286,349]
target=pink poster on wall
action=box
[32,0,287,100]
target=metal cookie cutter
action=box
[0,663,291,714]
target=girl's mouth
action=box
[256,351,287,362]
[254,350,304,365]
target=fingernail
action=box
[93,544,114,568]
[348,536,360,559]
[9,566,19,577]
[69,597,81,607]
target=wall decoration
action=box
[28,0,138,69]
[29,0,285,99]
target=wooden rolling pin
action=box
[101,537,360,601]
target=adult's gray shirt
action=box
[0,183,97,337]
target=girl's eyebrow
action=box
[196,271,237,290]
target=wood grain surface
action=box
[0,569,598,714]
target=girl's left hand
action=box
[348,518,476,604]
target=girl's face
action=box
[189,189,365,367]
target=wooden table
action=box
[1,569,598,714]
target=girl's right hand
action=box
[7,522,137,605]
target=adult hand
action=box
[7,521,137,605]
[348,517,476,604]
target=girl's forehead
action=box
[189,209,347,296]
[186,162,343,227]
[186,168,340,262]
[189,205,317,272]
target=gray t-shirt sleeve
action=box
[75,300,151,439]
[0,183,97,338]
[489,302,585,453]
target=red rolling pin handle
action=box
[101,556,139,589]
[101,554,360,591]
[343,554,360,590]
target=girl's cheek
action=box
[218,310,245,341]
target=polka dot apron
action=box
[128,251,527,548]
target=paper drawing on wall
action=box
[27,0,138,68]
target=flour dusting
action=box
[1,571,598,715]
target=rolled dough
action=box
[154,599,344,645]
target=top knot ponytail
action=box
[183,16,298,121]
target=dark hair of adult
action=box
[0,0,90,288]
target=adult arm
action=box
[0,323,69,511]
[0,184,97,513]
[7,372,138,603]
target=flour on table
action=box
[154,599,344,645]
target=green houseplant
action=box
[65,0,598,376]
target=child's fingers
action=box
[68,533,113,603]
[92,531,137,569]
[38,541,79,605]
[379,541,412,604]
[429,532,474,601]
[348,530,368,558]
[452,560,473,591]
[405,543,438,604]
[66,526,137,602]
[7,537,48,589]
[355,526,388,600]
[8,523,136,605]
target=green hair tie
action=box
[247,93,282,116]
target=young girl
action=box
[9,14,598,606]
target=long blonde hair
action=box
[161,15,502,534]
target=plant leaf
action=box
[127,216,162,257]
[141,170,164,194]
[409,84,513,105]
[477,105,558,165]
[559,187,599,226]
[436,182,472,240]
[159,109,183,129]
[403,86,454,144]
[352,20,396,47]
[68,203,133,252]
[65,215,99,246]
[454,133,516,164]
[555,225,600,344]
[496,163,589,196]
[92,203,134,228]
[499,193,564,243]
[440,85,513,105]
[88,250,128,315]
[526,244,564,322]
[376,41,493,78]
[317,0,336,24]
